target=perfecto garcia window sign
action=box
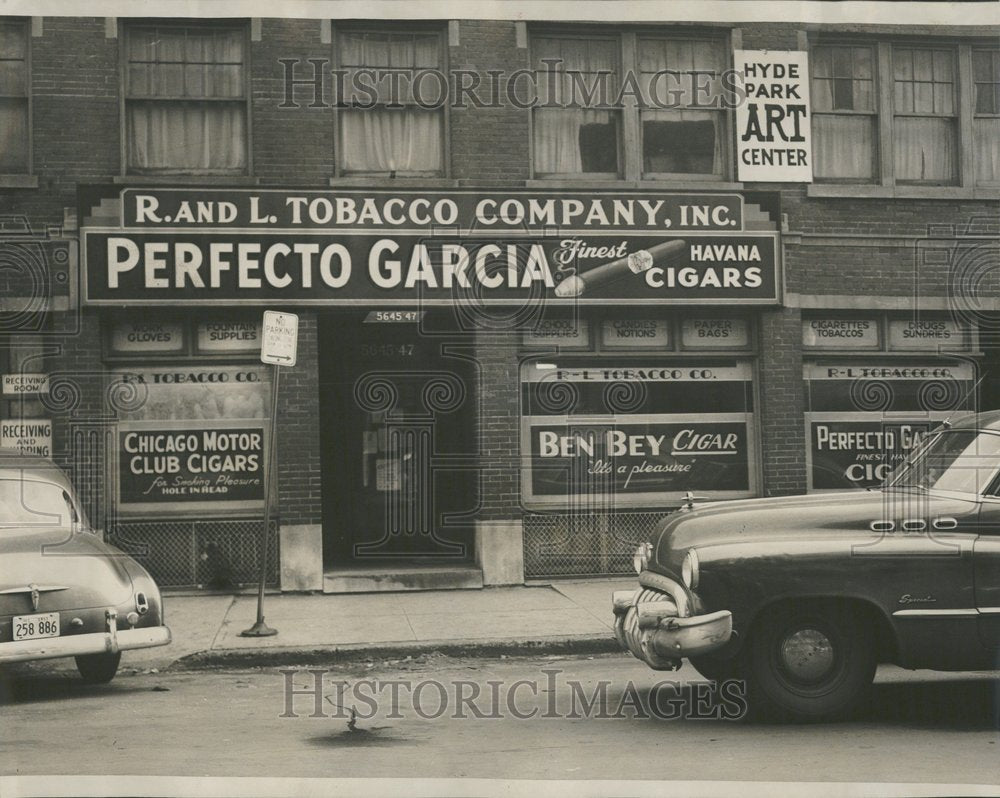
[804,359,976,490]
[521,359,756,507]
[81,188,780,305]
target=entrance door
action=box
[319,312,477,565]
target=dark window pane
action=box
[833,77,854,110]
[0,98,28,172]
[578,122,617,172]
[643,118,717,174]
[832,47,853,78]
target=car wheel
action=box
[75,651,121,684]
[745,604,876,722]
[690,654,745,684]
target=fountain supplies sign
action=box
[80,188,780,305]
[734,50,812,182]
[118,427,265,505]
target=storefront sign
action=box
[734,50,812,182]
[81,189,781,306]
[2,373,49,395]
[809,420,933,490]
[118,427,265,504]
[681,318,750,348]
[110,321,184,353]
[802,318,879,349]
[196,320,260,353]
[523,319,590,348]
[1,419,52,456]
[888,318,964,350]
[600,319,670,349]
[528,421,750,496]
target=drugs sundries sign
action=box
[81,189,780,306]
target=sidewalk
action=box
[125,579,634,671]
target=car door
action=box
[975,492,1000,656]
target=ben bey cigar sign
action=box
[81,188,779,305]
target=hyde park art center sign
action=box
[81,188,780,306]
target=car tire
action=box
[75,651,121,684]
[744,603,876,722]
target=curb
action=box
[169,635,623,671]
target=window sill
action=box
[113,175,261,186]
[807,183,1000,200]
[524,178,744,191]
[328,176,459,188]
[0,174,39,188]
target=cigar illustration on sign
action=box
[554,239,687,297]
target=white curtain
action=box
[975,118,1000,184]
[533,37,617,175]
[127,27,246,172]
[812,114,874,179]
[339,32,442,173]
[894,117,956,182]
[342,109,441,173]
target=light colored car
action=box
[613,410,1000,721]
[0,451,170,682]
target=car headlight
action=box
[681,549,699,589]
[633,542,652,574]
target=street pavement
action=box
[127,579,635,671]
[2,653,999,792]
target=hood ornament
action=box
[682,491,709,511]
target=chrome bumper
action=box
[612,580,732,671]
[0,608,171,664]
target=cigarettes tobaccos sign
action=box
[119,428,264,504]
[81,188,780,306]
[734,50,812,182]
[521,360,756,506]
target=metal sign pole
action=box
[241,361,280,637]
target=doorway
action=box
[318,311,478,568]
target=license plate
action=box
[13,612,60,641]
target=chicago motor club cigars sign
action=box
[81,189,780,305]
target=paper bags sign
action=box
[734,50,813,182]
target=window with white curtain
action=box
[811,45,876,181]
[973,48,1000,185]
[0,19,28,174]
[893,46,956,184]
[638,37,725,179]
[532,35,620,177]
[125,24,248,175]
[337,30,444,176]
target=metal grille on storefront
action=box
[522,511,666,578]
[109,519,279,590]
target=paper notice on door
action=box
[376,457,400,491]
[362,430,377,454]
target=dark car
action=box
[0,451,170,682]
[612,410,1000,721]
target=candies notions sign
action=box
[261,311,298,367]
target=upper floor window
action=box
[0,18,28,174]
[973,48,1000,185]
[337,29,445,177]
[124,23,248,175]
[531,30,729,182]
[811,41,999,188]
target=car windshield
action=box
[886,429,1000,495]
[0,478,77,529]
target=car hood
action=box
[0,528,135,616]
[651,488,981,570]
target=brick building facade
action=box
[1,8,997,592]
